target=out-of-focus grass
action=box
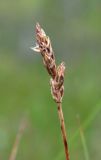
[77,115,90,160]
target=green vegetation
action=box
[0,0,101,159]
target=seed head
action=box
[32,23,66,103]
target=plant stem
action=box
[9,118,26,160]
[57,102,69,160]
[32,23,70,160]
[77,115,90,160]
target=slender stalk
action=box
[57,102,69,160]
[77,115,90,160]
[9,131,21,160]
[9,119,26,160]
[32,23,70,160]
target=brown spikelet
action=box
[32,23,70,160]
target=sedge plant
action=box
[31,23,70,160]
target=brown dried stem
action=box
[9,118,26,160]
[32,23,70,160]
[57,102,69,160]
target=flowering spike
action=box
[32,23,69,160]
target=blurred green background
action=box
[0,0,101,160]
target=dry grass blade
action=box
[9,118,27,160]
[32,23,70,160]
